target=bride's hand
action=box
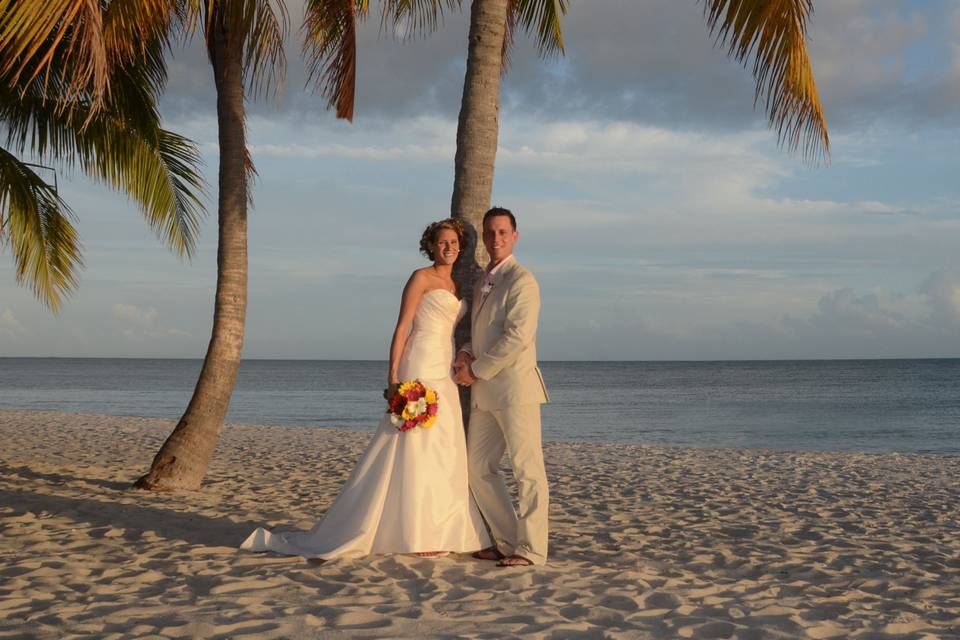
[383,382,400,400]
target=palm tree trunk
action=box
[450,0,509,424]
[451,0,508,268]
[134,15,248,491]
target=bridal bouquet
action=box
[386,380,439,432]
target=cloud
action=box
[113,303,158,326]
[157,0,959,137]
[805,288,910,335]
[112,304,191,340]
[774,273,960,357]
[536,269,960,361]
[920,269,960,327]
[0,309,26,338]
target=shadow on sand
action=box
[0,485,257,548]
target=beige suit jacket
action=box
[462,258,549,411]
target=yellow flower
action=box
[425,389,437,404]
[421,415,436,428]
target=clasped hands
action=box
[453,352,477,387]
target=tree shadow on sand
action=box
[0,463,130,491]
[0,487,258,548]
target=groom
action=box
[454,207,550,567]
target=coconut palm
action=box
[4,0,458,490]
[127,0,291,491]
[134,0,458,491]
[0,0,206,311]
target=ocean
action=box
[1,358,958,454]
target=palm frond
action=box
[77,117,207,258]
[0,73,80,163]
[1,62,208,258]
[244,144,258,206]
[513,0,566,58]
[302,0,368,121]
[501,0,518,73]
[0,147,83,311]
[0,0,109,108]
[703,0,829,164]
[102,0,183,95]
[242,0,289,100]
[380,0,458,39]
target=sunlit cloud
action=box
[0,309,26,338]
[112,304,191,340]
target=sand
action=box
[1,409,958,639]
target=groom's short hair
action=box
[483,206,516,230]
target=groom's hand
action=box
[454,363,478,386]
[454,351,473,370]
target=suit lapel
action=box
[471,275,485,324]
[473,258,517,321]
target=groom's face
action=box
[482,215,518,264]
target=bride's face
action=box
[432,228,460,267]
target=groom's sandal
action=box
[472,547,505,561]
[497,555,534,567]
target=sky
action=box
[2,0,959,360]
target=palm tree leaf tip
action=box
[702,0,829,164]
[0,149,83,311]
[514,0,567,58]
[302,0,365,121]
[303,0,460,121]
[244,0,290,100]
[380,0,460,39]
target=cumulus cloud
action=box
[537,269,960,361]
[113,303,158,326]
[774,273,960,357]
[799,288,910,337]
[920,269,960,327]
[0,309,26,338]
[112,304,191,340]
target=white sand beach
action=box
[1,410,958,639]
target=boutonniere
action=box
[481,281,493,295]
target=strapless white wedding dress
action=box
[240,289,491,559]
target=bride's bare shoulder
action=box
[408,267,433,284]
[402,268,431,294]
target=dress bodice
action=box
[398,289,466,382]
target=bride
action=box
[241,218,491,559]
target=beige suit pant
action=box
[467,404,549,565]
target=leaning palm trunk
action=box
[135,18,248,491]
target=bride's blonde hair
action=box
[419,218,465,261]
